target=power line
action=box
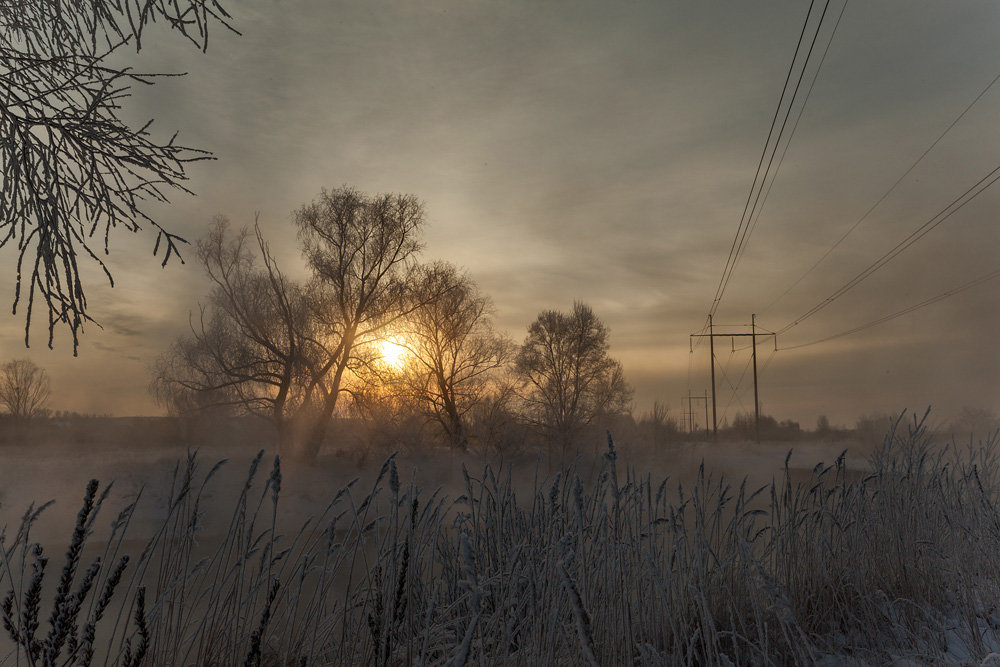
[759,347,777,375]
[776,161,1000,335]
[719,331,779,418]
[716,352,750,423]
[692,318,776,440]
[719,353,755,424]
[710,0,823,318]
[732,323,778,352]
[761,66,1000,314]
[690,314,711,352]
[723,0,844,299]
[779,266,1000,350]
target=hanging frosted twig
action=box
[0,0,237,353]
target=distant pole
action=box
[704,391,710,439]
[688,393,694,435]
[691,318,774,443]
[709,314,717,441]
[752,313,760,443]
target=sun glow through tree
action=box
[378,338,409,370]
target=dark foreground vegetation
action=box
[2,412,1000,665]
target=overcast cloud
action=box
[2,0,998,427]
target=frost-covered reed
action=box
[2,410,999,664]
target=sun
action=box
[378,338,408,370]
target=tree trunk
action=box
[443,400,468,451]
[291,400,340,464]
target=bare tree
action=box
[151,215,312,452]
[1,1,236,351]
[466,371,526,456]
[515,302,632,456]
[153,188,433,462]
[638,400,678,446]
[394,263,512,450]
[0,359,51,420]
[289,187,435,461]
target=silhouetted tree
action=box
[947,407,1000,441]
[348,386,426,457]
[816,414,831,434]
[515,302,632,456]
[393,263,512,450]
[855,412,895,446]
[1,1,235,351]
[0,359,51,420]
[639,401,679,446]
[153,188,435,462]
[151,215,311,452]
[291,187,434,461]
[467,373,526,456]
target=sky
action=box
[3,0,999,428]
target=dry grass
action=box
[1,410,999,665]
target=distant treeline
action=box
[0,408,994,459]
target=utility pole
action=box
[688,393,693,433]
[703,391,710,439]
[682,391,711,439]
[752,313,760,443]
[709,314,717,440]
[691,317,776,443]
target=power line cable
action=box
[733,0,849,275]
[716,352,750,423]
[759,348,777,375]
[761,66,1000,314]
[710,0,820,318]
[720,338,779,420]
[723,0,840,300]
[779,266,1000,350]
[691,315,711,352]
[725,354,756,414]
[776,161,1000,335]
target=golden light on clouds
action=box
[2,1,997,426]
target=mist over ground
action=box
[0,412,948,551]
[2,412,1000,665]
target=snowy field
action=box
[1,416,999,665]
